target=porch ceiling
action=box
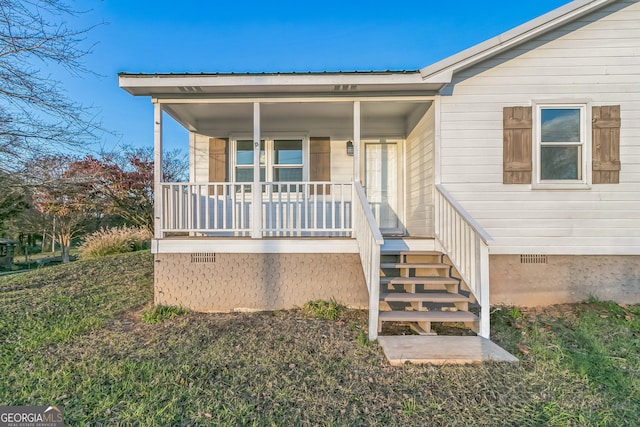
[163,100,432,137]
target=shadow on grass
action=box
[564,327,630,398]
[491,302,640,425]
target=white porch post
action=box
[353,101,361,183]
[252,102,262,239]
[352,101,361,240]
[153,102,163,240]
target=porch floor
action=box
[377,336,518,366]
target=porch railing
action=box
[435,184,492,338]
[353,182,384,341]
[262,182,352,236]
[160,181,353,237]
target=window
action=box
[503,104,620,187]
[235,140,265,182]
[232,137,306,183]
[273,139,303,181]
[534,103,590,188]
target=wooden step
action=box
[381,262,450,270]
[380,250,443,256]
[380,276,459,286]
[380,292,469,303]
[378,310,478,323]
[378,310,478,335]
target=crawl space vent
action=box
[191,253,216,263]
[520,254,548,264]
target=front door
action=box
[365,141,403,235]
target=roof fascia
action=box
[118,72,425,92]
[419,0,619,82]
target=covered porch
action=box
[119,72,443,240]
[153,98,434,240]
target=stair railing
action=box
[435,184,493,338]
[353,182,384,340]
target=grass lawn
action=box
[1,251,638,426]
[2,248,81,273]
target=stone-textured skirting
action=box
[490,255,640,306]
[154,253,369,312]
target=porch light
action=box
[346,140,354,156]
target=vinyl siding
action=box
[405,106,435,237]
[439,0,640,255]
[191,133,211,182]
[330,139,354,182]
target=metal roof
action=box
[117,70,420,77]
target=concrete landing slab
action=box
[378,335,519,366]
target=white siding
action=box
[192,133,210,182]
[405,106,435,237]
[331,139,354,182]
[440,0,640,255]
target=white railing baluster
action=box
[262,184,268,235]
[318,184,329,228]
[277,183,283,232]
[298,183,304,233]
[304,183,310,232]
[312,184,317,230]
[194,184,200,230]
[172,185,176,229]
[236,184,241,231]
[222,184,228,230]
[331,184,336,230]
[178,185,184,230]
[284,184,290,235]
[188,185,194,230]
[212,184,218,230]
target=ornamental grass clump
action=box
[79,226,151,259]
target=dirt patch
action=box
[518,303,582,319]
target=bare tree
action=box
[0,0,100,173]
[0,171,28,233]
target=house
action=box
[119,0,640,345]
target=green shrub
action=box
[141,305,189,324]
[301,299,346,321]
[79,226,151,259]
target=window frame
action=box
[532,100,592,190]
[272,139,305,182]
[233,139,266,183]
[230,134,309,184]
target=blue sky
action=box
[60,0,571,153]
